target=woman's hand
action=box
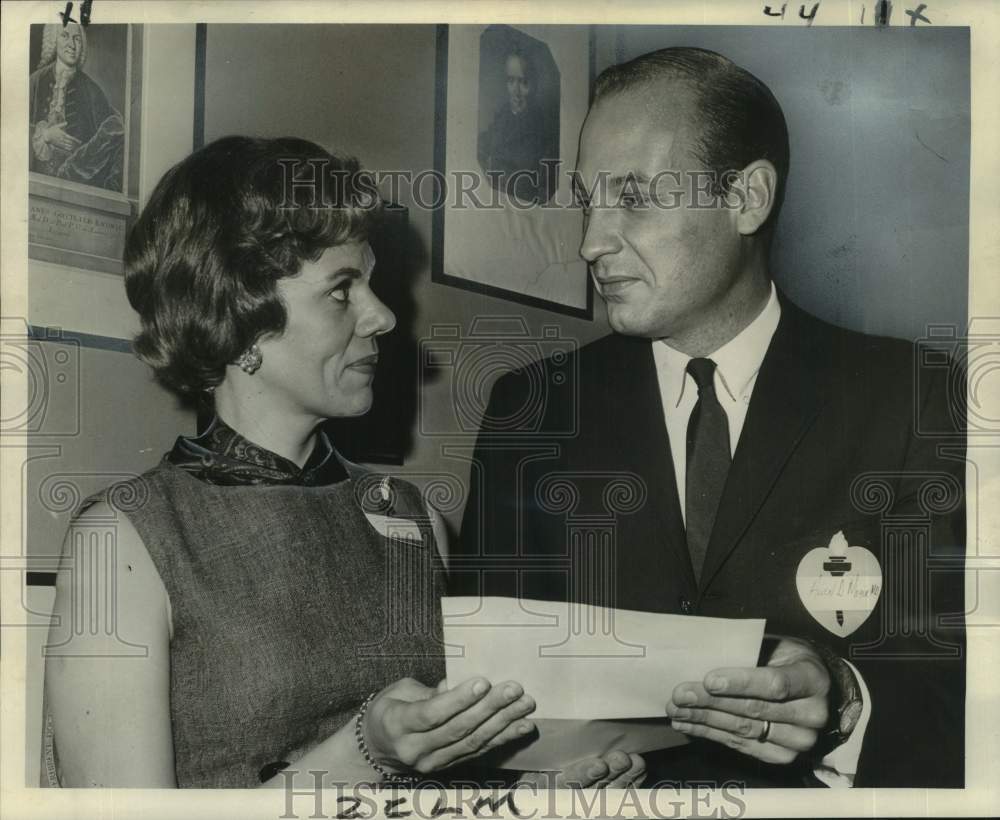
[518,750,647,789]
[363,677,536,776]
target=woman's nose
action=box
[358,294,396,338]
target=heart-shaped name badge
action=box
[796,531,882,637]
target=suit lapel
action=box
[699,300,827,588]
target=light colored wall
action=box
[608,25,970,341]
[203,24,611,537]
[23,25,201,786]
[203,24,969,538]
[27,25,200,561]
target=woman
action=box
[43,136,645,789]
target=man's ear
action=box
[734,159,778,237]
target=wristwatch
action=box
[812,642,864,751]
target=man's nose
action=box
[579,208,621,263]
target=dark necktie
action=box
[685,358,732,583]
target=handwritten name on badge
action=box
[796,531,882,637]
[804,575,882,610]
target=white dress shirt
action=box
[652,283,782,520]
[650,282,871,787]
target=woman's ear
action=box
[735,159,778,237]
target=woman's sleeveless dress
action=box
[47,420,447,788]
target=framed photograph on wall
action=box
[28,23,143,276]
[432,24,594,319]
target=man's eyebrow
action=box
[609,172,652,187]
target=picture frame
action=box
[432,24,595,319]
[27,23,143,276]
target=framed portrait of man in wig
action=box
[28,23,143,276]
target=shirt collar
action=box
[652,281,782,407]
[165,416,349,487]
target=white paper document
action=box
[442,596,766,770]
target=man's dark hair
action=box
[594,46,790,237]
[124,135,380,396]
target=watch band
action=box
[811,641,864,747]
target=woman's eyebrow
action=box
[325,267,364,282]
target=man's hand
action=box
[518,750,646,789]
[41,121,81,153]
[665,637,830,764]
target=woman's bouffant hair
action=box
[124,135,380,395]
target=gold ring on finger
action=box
[756,719,772,743]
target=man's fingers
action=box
[555,756,609,788]
[556,752,645,789]
[673,660,826,704]
[669,721,800,765]
[668,707,818,753]
[705,660,827,701]
[604,754,646,788]
[589,750,634,787]
[668,687,827,729]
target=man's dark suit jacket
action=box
[453,295,965,788]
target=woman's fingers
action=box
[391,677,493,734]
[417,682,533,758]
[380,678,536,773]
[418,692,537,771]
[476,711,536,752]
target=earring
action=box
[236,343,262,375]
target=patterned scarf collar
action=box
[165,416,349,487]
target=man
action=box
[29,22,125,191]
[455,47,965,788]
